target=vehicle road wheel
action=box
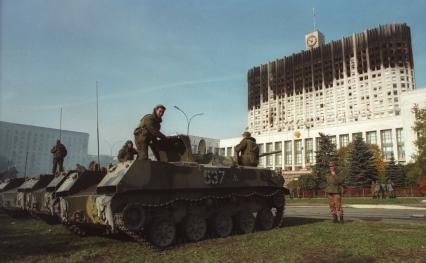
[122,204,145,231]
[183,215,207,242]
[211,213,233,238]
[234,211,255,234]
[149,219,176,248]
[257,209,274,231]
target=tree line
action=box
[294,105,426,191]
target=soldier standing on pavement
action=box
[51,139,67,174]
[234,131,259,167]
[134,104,167,160]
[325,162,345,224]
[117,140,138,162]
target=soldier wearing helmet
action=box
[234,131,259,167]
[134,104,167,160]
[117,140,138,162]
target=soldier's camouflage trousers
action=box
[327,193,343,216]
[135,141,160,160]
[52,158,64,174]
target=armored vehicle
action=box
[92,135,287,248]
[30,172,69,223]
[55,169,106,235]
[16,174,54,216]
[0,178,26,215]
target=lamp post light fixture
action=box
[173,106,204,136]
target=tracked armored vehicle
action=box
[56,169,106,235]
[0,178,26,215]
[16,174,54,216]
[93,135,288,248]
[29,172,69,223]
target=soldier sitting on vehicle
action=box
[117,140,138,162]
[134,104,167,160]
[234,131,259,167]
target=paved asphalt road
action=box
[285,205,426,224]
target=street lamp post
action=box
[173,106,204,136]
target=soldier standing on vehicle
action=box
[51,139,67,174]
[134,104,167,160]
[117,140,138,162]
[325,162,345,224]
[234,131,259,167]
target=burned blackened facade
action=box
[248,24,415,134]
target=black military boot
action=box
[339,215,344,224]
[332,215,338,223]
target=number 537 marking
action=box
[204,170,225,185]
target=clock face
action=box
[307,35,318,47]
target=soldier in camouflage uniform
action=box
[117,140,138,162]
[234,131,259,167]
[50,139,67,174]
[134,105,167,160]
[325,162,345,224]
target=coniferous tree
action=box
[384,154,405,187]
[412,105,426,180]
[313,133,338,189]
[346,136,378,187]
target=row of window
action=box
[220,129,405,168]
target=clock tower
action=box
[305,30,325,49]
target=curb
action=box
[287,205,426,210]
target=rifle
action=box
[259,150,282,158]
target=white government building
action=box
[218,24,426,179]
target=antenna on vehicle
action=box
[96,81,100,167]
[59,107,62,140]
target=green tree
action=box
[384,154,405,186]
[337,143,384,182]
[412,104,426,178]
[298,174,315,191]
[346,136,378,187]
[313,133,338,190]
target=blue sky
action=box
[1,0,426,155]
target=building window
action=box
[226,147,232,157]
[352,132,362,140]
[294,140,302,165]
[266,143,273,167]
[366,131,377,145]
[219,148,225,156]
[381,129,393,160]
[396,128,405,161]
[275,141,282,166]
[258,144,264,166]
[339,134,349,148]
[305,138,314,165]
[284,141,292,167]
[329,136,337,148]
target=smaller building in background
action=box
[0,121,89,177]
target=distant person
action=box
[117,140,138,162]
[89,160,100,171]
[51,139,67,174]
[371,181,376,199]
[234,131,259,167]
[380,182,387,199]
[325,162,345,224]
[134,104,167,160]
[387,179,395,198]
[75,163,86,174]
